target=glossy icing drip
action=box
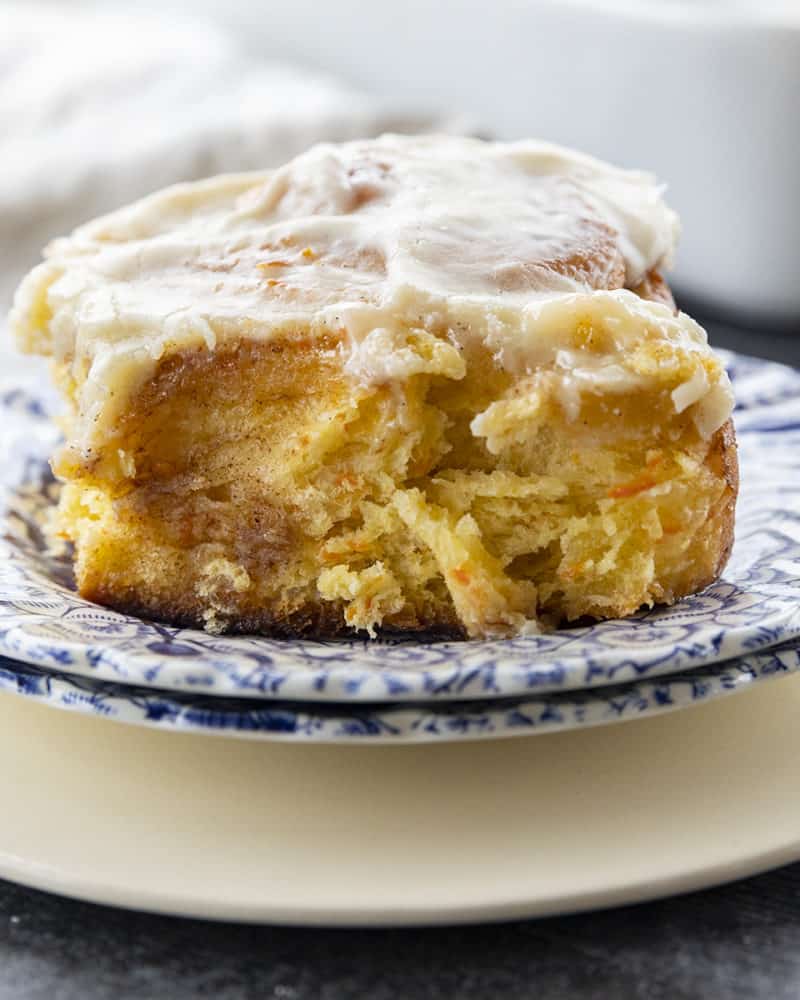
[11,134,732,452]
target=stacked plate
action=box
[0,349,799,746]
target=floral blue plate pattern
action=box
[0,639,798,743]
[0,350,799,703]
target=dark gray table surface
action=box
[1,316,798,1000]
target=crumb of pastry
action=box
[53,327,736,638]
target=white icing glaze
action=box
[11,134,732,453]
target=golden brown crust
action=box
[633,270,677,311]
[81,583,467,639]
[704,417,739,578]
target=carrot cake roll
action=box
[11,135,737,638]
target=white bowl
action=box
[188,0,800,324]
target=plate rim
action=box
[3,838,799,927]
[0,639,797,744]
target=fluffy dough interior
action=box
[53,324,737,638]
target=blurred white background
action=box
[3,0,799,323]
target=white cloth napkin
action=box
[0,3,444,311]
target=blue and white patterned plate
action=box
[0,349,799,703]
[1,639,798,743]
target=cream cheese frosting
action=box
[10,133,732,455]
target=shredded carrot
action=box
[559,561,585,581]
[256,260,289,270]
[607,475,657,499]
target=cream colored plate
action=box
[1,677,800,925]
